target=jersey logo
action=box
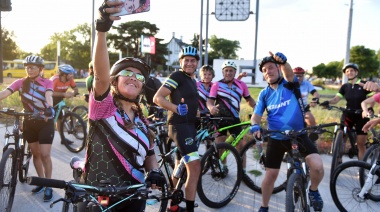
[185,137,194,145]
[267,100,291,111]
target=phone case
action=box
[111,0,150,16]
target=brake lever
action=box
[50,198,69,208]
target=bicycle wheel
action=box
[145,181,169,212]
[331,130,344,180]
[330,161,380,211]
[239,139,287,194]
[60,112,87,153]
[197,142,243,208]
[285,173,309,212]
[19,139,32,183]
[362,144,380,165]
[72,105,88,123]
[0,148,17,212]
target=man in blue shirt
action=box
[250,52,324,212]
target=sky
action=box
[2,0,379,71]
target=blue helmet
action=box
[179,46,200,60]
[58,64,75,74]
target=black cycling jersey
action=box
[163,70,199,125]
[337,79,372,110]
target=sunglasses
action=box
[117,70,145,83]
[295,74,304,78]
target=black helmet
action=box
[23,55,44,67]
[258,56,276,72]
[179,46,200,61]
[110,57,151,82]
[342,63,359,73]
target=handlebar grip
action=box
[27,176,67,189]
[319,122,338,128]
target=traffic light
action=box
[0,0,12,12]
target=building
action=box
[164,32,191,71]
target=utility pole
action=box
[342,0,353,84]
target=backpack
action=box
[145,76,162,105]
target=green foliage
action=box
[1,27,22,60]
[207,35,241,65]
[40,23,92,70]
[349,45,379,78]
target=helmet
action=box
[178,46,200,60]
[221,61,237,70]
[110,57,151,81]
[342,63,359,73]
[88,61,93,69]
[23,55,44,67]
[259,56,276,72]
[293,67,305,74]
[58,64,75,74]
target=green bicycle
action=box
[54,100,87,153]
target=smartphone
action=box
[111,0,150,16]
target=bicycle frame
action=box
[53,100,69,124]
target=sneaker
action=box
[258,207,269,212]
[61,138,74,145]
[43,187,53,202]
[31,185,44,194]
[308,190,323,211]
[166,205,187,212]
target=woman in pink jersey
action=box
[82,1,164,211]
[362,92,380,132]
[0,55,55,202]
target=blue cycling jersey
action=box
[254,78,304,140]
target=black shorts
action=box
[342,113,369,135]
[23,119,55,144]
[217,117,242,137]
[168,123,198,160]
[265,134,318,169]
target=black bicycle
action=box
[257,123,336,212]
[0,108,37,212]
[27,175,169,212]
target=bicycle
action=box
[195,115,243,208]
[54,100,87,153]
[330,149,380,211]
[72,94,90,124]
[27,175,170,212]
[322,105,368,179]
[0,108,38,212]
[257,123,336,212]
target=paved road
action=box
[0,123,343,212]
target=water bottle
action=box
[174,158,185,179]
[225,134,236,144]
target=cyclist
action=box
[81,2,164,211]
[250,52,324,212]
[85,60,94,94]
[197,65,215,115]
[50,64,78,144]
[144,74,162,116]
[320,63,374,160]
[154,46,200,212]
[0,55,55,201]
[293,67,320,127]
[206,60,256,172]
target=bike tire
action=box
[197,142,243,208]
[330,130,344,180]
[60,112,87,153]
[72,105,88,124]
[362,144,380,165]
[239,139,287,194]
[18,139,32,183]
[285,173,309,212]
[330,161,380,211]
[0,148,18,212]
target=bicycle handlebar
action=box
[0,108,36,117]
[261,122,338,138]
[322,105,362,114]
[27,176,147,196]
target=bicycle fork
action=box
[357,162,380,200]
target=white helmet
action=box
[222,60,237,70]
[23,55,44,67]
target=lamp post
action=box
[342,0,353,84]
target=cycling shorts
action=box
[23,119,55,144]
[216,117,242,137]
[265,134,318,169]
[341,113,369,135]
[168,123,199,161]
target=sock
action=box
[309,187,318,192]
[186,199,195,212]
[260,206,269,210]
[169,205,179,211]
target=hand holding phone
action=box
[111,0,150,17]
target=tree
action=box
[40,23,92,70]
[108,21,167,69]
[207,35,241,65]
[1,27,21,60]
[348,45,379,78]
